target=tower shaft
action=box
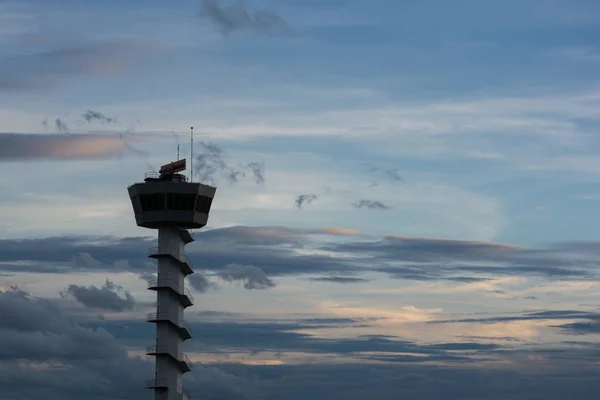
[150,226,192,400]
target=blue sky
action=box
[1,1,600,399]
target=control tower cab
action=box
[128,159,216,230]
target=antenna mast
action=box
[190,127,194,182]
[177,144,180,160]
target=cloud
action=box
[247,161,265,184]
[216,263,276,289]
[0,40,161,91]
[82,110,116,124]
[429,309,600,326]
[194,141,265,186]
[0,227,598,284]
[60,279,135,311]
[295,194,318,209]
[2,287,600,399]
[0,133,130,161]
[324,236,592,280]
[0,286,148,393]
[55,118,69,133]
[321,227,360,236]
[98,316,480,362]
[369,166,405,184]
[200,0,289,36]
[557,321,600,335]
[189,272,217,293]
[0,286,255,399]
[309,276,371,283]
[352,199,391,210]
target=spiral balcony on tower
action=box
[147,246,194,276]
[147,278,194,308]
[146,312,193,340]
[146,345,192,372]
[144,380,190,400]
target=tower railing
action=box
[146,312,193,337]
[145,378,168,389]
[146,345,192,365]
[145,379,191,399]
[148,246,194,270]
[147,278,194,306]
[144,172,188,182]
[144,172,161,180]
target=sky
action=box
[1,0,600,399]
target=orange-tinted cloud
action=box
[0,133,129,161]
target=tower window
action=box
[139,194,166,211]
[167,194,196,211]
[195,195,213,214]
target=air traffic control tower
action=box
[128,158,216,400]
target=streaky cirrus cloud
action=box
[310,276,371,283]
[0,39,163,92]
[0,132,132,161]
[321,227,360,236]
[200,0,289,36]
[59,279,135,312]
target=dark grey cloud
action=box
[368,166,405,187]
[295,194,318,209]
[200,0,289,36]
[558,321,600,335]
[429,309,600,334]
[92,317,485,363]
[238,361,600,400]
[55,118,69,133]
[189,271,217,293]
[352,199,391,210]
[247,161,265,184]
[60,279,135,311]
[0,286,257,400]
[1,227,600,284]
[3,287,600,399]
[82,110,116,124]
[0,40,161,92]
[87,314,600,377]
[309,276,370,283]
[0,132,134,161]
[216,263,276,289]
[194,141,265,186]
[384,168,404,181]
[0,286,150,397]
[325,236,597,280]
